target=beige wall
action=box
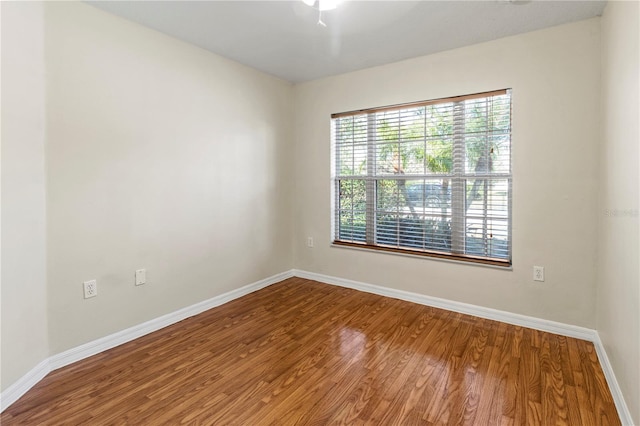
[1,1,50,390]
[598,1,640,423]
[293,19,601,328]
[44,2,294,354]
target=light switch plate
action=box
[135,269,146,286]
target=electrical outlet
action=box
[83,280,97,299]
[135,269,146,286]
[533,266,545,282]
[307,237,314,248]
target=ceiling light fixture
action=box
[302,0,341,27]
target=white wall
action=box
[0,1,50,391]
[293,19,601,328]
[598,1,640,423]
[44,2,294,354]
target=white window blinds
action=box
[332,89,512,266]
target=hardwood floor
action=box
[1,278,620,425]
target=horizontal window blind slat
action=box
[335,175,512,180]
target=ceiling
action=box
[87,1,607,83]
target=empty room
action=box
[1,0,638,424]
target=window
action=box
[332,89,512,266]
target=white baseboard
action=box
[592,334,635,425]
[49,270,293,371]
[2,268,633,425]
[1,270,294,412]
[292,269,596,340]
[0,359,50,412]
[292,269,634,425]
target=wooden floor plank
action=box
[1,278,621,425]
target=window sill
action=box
[331,241,513,270]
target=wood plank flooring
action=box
[1,278,620,425]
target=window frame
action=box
[331,89,512,267]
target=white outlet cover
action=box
[83,280,97,299]
[533,266,545,282]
